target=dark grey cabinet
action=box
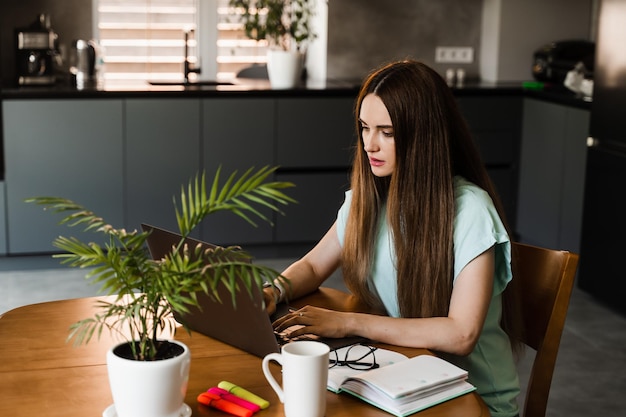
[0,182,6,255]
[457,95,523,229]
[1,96,356,253]
[275,171,351,243]
[274,97,356,243]
[3,99,124,254]
[516,98,589,253]
[200,97,276,245]
[2,93,533,254]
[125,98,201,233]
[276,97,355,168]
[126,97,276,245]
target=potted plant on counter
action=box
[27,166,295,417]
[230,0,317,88]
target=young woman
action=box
[265,60,522,417]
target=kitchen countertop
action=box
[523,85,592,109]
[0,78,591,110]
[0,78,360,99]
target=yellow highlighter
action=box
[218,380,270,409]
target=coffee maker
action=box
[15,14,58,86]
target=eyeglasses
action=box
[329,344,379,370]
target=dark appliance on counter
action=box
[532,40,595,83]
[15,14,58,86]
[578,0,626,315]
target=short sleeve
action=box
[336,190,352,247]
[453,177,512,295]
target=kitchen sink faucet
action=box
[184,29,201,83]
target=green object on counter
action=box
[522,81,545,90]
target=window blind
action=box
[96,0,269,85]
[216,0,268,79]
[97,0,198,86]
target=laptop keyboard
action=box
[274,325,319,345]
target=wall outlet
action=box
[435,47,474,64]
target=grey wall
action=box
[327,0,483,82]
[0,0,93,88]
[481,0,594,82]
[327,0,595,83]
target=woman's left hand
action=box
[272,305,353,339]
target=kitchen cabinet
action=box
[125,98,201,233]
[199,96,356,246]
[0,96,355,254]
[200,97,275,245]
[274,97,356,243]
[457,95,523,229]
[275,171,350,243]
[276,97,355,168]
[0,182,6,255]
[0,91,529,255]
[516,98,589,253]
[3,99,124,254]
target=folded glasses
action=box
[329,344,379,370]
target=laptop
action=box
[141,224,366,358]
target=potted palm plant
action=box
[230,0,317,88]
[27,166,295,417]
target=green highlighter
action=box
[218,380,270,409]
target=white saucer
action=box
[103,403,192,417]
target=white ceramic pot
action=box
[266,50,304,89]
[105,340,190,417]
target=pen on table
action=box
[207,386,261,412]
[197,391,253,417]
[218,380,270,409]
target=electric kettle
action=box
[70,39,103,89]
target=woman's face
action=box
[359,94,396,177]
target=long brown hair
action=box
[342,61,520,343]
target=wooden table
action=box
[0,288,490,417]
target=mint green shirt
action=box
[336,177,520,417]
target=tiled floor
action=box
[1,255,625,416]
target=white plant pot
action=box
[267,50,304,89]
[105,340,191,417]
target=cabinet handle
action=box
[586,136,599,147]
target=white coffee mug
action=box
[262,340,330,417]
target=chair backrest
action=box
[511,242,579,417]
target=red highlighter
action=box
[207,387,261,412]
[197,391,253,417]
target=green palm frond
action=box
[175,166,296,236]
[24,196,107,231]
[26,166,295,361]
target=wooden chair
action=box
[512,242,580,417]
